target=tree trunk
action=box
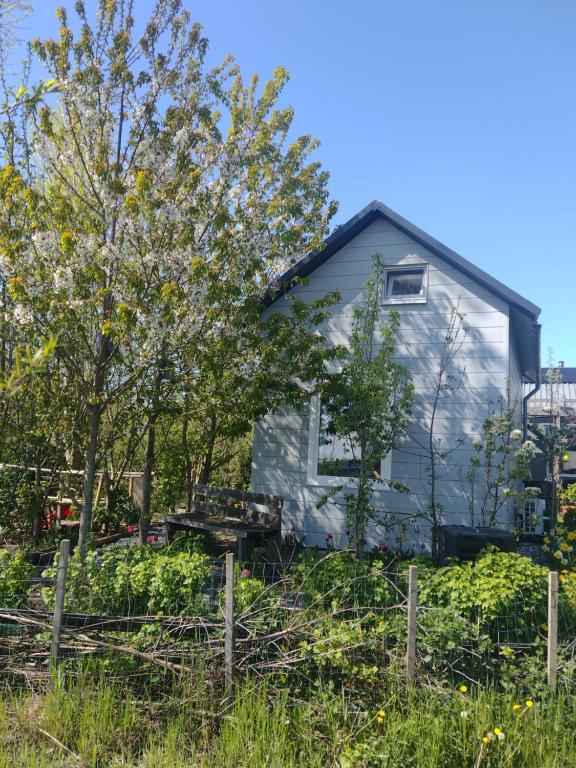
[139,419,156,543]
[32,457,42,543]
[182,407,193,513]
[139,361,164,543]
[78,401,101,556]
[198,413,217,485]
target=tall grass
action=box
[0,671,574,767]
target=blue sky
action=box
[14,1,576,366]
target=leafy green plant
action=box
[293,550,395,609]
[0,548,33,607]
[43,544,210,615]
[315,254,413,556]
[418,547,548,635]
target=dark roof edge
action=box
[264,199,541,321]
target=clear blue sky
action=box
[15,1,576,366]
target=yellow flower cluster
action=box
[376,709,385,724]
[482,727,505,744]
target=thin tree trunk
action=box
[32,456,42,543]
[198,413,217,486]
[78,401,101,556]
[182,404,193,513]
[139,361,164,542]
[139,419,156,543]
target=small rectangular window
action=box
[385,266,426,304]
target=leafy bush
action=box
[0,548,33,607]
[418,547,548,635]
[43,544,210,615]
[293,550,394,609]
[0,468,45,543]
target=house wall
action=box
[251,218,516,550]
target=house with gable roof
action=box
[251,201,541,550]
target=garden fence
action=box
[0,540,575,692]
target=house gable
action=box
[253,202,542,549]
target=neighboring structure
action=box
[251,201,541,549]
[522,365,576,534]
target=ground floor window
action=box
[307,393,391,485]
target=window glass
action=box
[316,395,380,478]
[386,268,425,298]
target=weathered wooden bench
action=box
[164,484,283,560]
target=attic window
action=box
[384,266,427,304]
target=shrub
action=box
[418,547,548,635]
[43,544,210,615]
[0,548,33,607]
[293,550,394,609]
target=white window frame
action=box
[519,498,546,535]
[306,393,392,487]
[382,264,428,305]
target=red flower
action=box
[146,534,158,544]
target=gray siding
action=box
[252,219,516,549]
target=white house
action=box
[251,201,541,550]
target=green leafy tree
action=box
[0,1,337,554]
[318,254,413,557]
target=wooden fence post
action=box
[406,564,417,683]
[50,539,70,664]
[547,570,558,690]
[224,552,235,691]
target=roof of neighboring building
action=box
[526,368,576,417]
[541,367,576,384]
[265,200,542,382]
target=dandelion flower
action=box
[525,699,534,708]
[482,736,490,745]
[458,684,468,693]
[376,709,386,724]
[512,703,522,711]
[493,728,502,736]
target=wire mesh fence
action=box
[0,542,574,691]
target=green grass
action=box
[0,671,574,767]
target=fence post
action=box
[50,538,70,664]
[406,564,417,683]
[547,570,558,690]
[224,551,235,691]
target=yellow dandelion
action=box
[459,684,468,693]
[482,736,490,744]
[512,703,522,711]
[376,716,384,724]
[377,709,386,718]
[525,699,534,708]
[493,728,502,736]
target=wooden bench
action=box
[164,484,283,560]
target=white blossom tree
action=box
[0,0,337,554]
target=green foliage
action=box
[293,550,394,609]
[316,254,413,555]
[0,467,44,543]
[0,548,33,607]
[43,544,210,615]
[418,547,548,631]
[463,401,537,527]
